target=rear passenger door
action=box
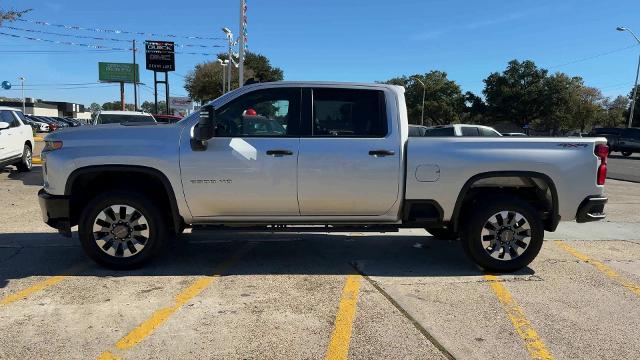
[297,88,401,216]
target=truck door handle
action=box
[369,150,395,157]
[266,149,294,157]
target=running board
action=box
[191,225,401,233]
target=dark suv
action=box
[589,128,640,157]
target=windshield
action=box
[98,114,156,124]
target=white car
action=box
[0,106,34,172]
[93,111,156,125]
[423,124,502,137]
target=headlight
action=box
[43,140,63,152]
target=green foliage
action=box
[101,101,135,111]
[0,8,31,26]
[383,71,465,125]
[184,52,284,103]
[140,101,166,114]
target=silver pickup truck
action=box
[38,82,609,272]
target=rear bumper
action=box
[38,188,72,236]
[576,196,607,223]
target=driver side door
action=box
[180,87,302,217]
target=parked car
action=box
[408,125,428,137]
[153,114,183,124]
[40,82,609,272]
[423,124,502,137]
[93,111,156,125]
[501,132,528,137]
[53,117,81,127]
[588,127,640,157]
[26,115,51,132]
[0,106,34,171]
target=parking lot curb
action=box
[34,136,44,142]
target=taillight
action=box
[595,144,608,185]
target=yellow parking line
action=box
[555,241,640,297]
[0,263,86,307]
[97,243,254,359]
[485,275,554,360]
[34,136,44,142]
[325,274,361,360]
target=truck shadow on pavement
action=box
[0,230,535,288]
[2,166,44,187]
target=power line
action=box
[4,25,226,49]
[0,31,223,56]
[547,44,640,69]
[16,18,227,41]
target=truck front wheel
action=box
[461,197,543,272]
[78,191,168,269]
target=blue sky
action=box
[0,0,639,106]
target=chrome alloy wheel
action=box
[480,211,531,261]
[92,205,149,258]
[24,147,32,168]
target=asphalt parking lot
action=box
[1,163,639,360]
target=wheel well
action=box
[24,140,32,150]
[451,173,558,232]
[66,167,183,233]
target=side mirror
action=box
[0,121,10,130]
[191,105,216,150]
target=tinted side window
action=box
[312,88,387,137]
[461,127,479,136]
[0,110,17,127]
[480,128,500,137]
[215,88,300,137]
[424,127,455,136]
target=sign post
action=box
[145,40,175,115]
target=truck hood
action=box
[44,123,183,146]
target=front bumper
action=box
[38,188,72,236]
[576,196,607,223]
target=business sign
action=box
[98,62,139,83]
[170,97,193,111]
[145,40,175,72]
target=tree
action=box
[141,101,166,114]
[601,96,630,128]
[537,73,582,135]
[383,71,465,125]
[88,103,101,114]
[0,8,30,26]
[570,85,603,132]
[483,60,548,128]
[462,91,487,124]
[101,101,134,111]
[184,52,284,103]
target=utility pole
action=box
[630,56,640,128]
[132,39,138,111]
[616,26,640,128]
[238,0,247,87]
[222,27,236,91]
[18,77,25,113]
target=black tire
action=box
[16,145,32,172]
[426,227,458,240]
[460,196,544,273]
[78,191,168,269]
[621,151,632,157]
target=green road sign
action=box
[98,62,140,83]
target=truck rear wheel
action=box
[461,196,543,272]
[78,191,167,269]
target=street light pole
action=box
[617,26,640,128]
[218,59,228,94]
[412,77,426,126]
[18,77,25,113]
